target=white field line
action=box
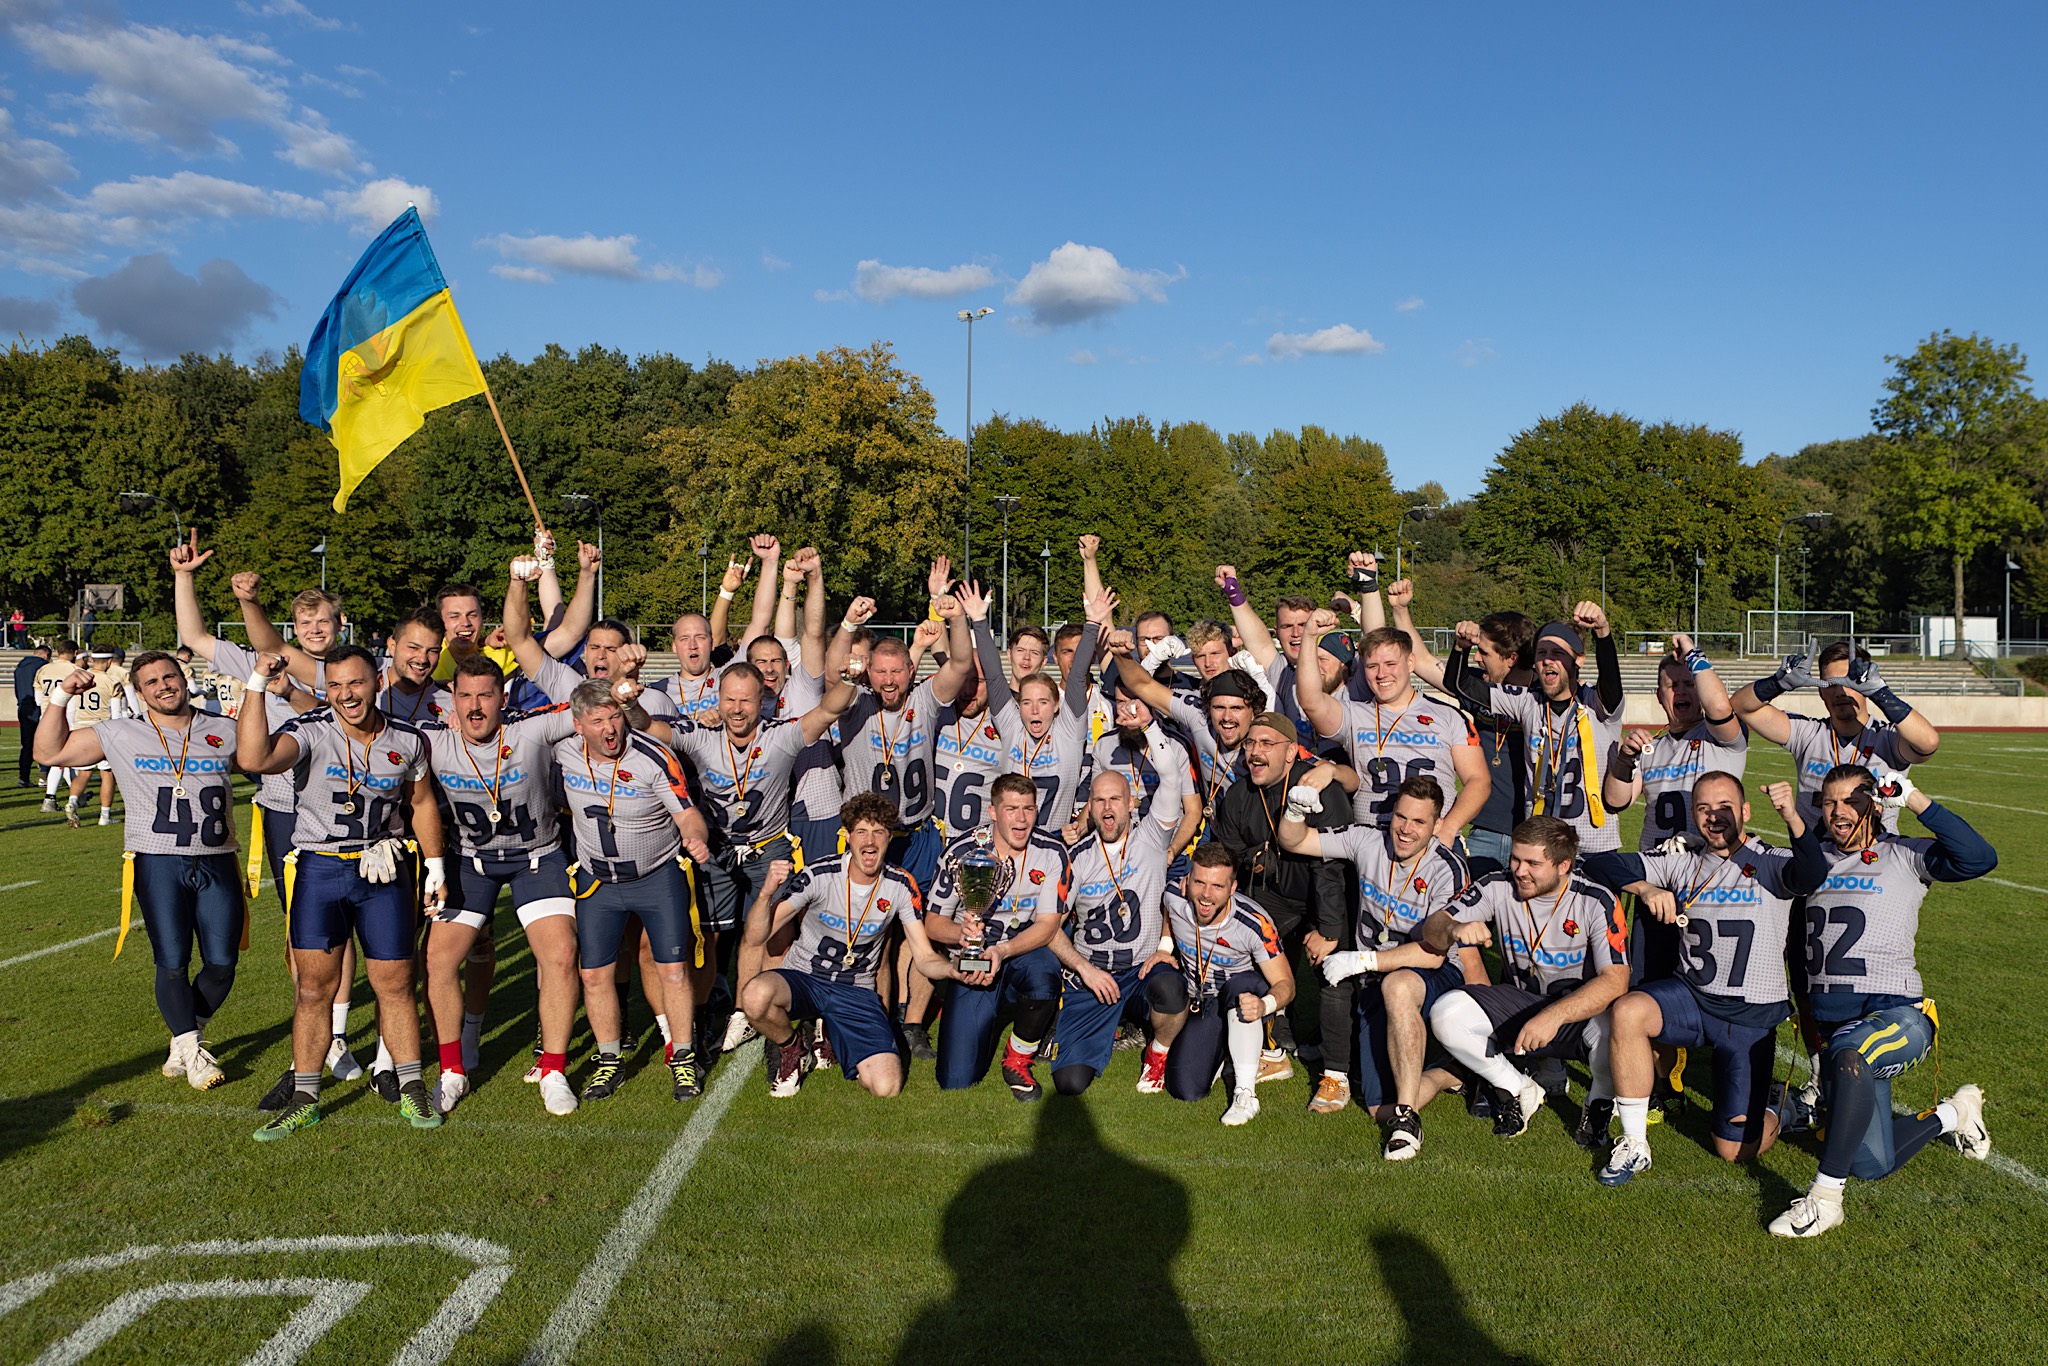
[1774,1046,2048,1200]
[33,1277,371,1366]
[521,1043,757,1366]
[0,880,42,893]
[0,927,115,970]
[1928,793,2048,818]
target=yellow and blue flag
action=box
[300,207,487,512]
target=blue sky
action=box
[2,2,2044,495]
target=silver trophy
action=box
[952,827,1013,975]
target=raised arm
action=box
[234,653,303,775]
[169,536,222,661]
[738,535,781,650]
[539,540,601,659]
[1066,588,1112,716]
[1841,657,1939,764]
[796,548,828,678]
[1573,601,1622,714]
[1290,615,1346,741]
[501,559,555,681]
[1348,552,1387,633]
[799,673,859,744]
[708,554,749,647]
[1077,535,1105,612]
[1604,729,1652,813]
[1215,565,1276,669]
[1385,579,1447,690]
[1103,629,1171,715]
[929,558,973,707]
[32,669,107,768]
[958,581,1013,711]
[1447,624,1496,716]
[1730,654,1813,749]
[823,595,876,682]
[1667,633,1740,745]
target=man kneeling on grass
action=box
[739,794,951,1098]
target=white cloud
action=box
[1067,348,1097,365]
[852,258,997,303]
[760,249,790,272]
[486,231,717,287]
[1007,242,1180,328]
[814,288,853,303]
[86,172,322,238]
[237,0,344,30]
[326,176,437,230]
[16,20,367,176]
[490,263,551,284]
[1266,323,1385,360]
[1395,295,1424,313]
[71,252,278,356]
[1457,338,1498,367]
[0,107,75,203]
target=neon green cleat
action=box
[252,1094,321,1142]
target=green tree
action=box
[1872,331,2045,657]
[1247,429,1401,596]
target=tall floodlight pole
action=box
[958,306,994,580]
[993,494,1021,646]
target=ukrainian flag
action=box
[300,207,487,512]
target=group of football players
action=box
[30,527,2000,1239]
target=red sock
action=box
[539,1051,566,1076]
[438,1041,463,1073]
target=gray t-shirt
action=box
[1090,731,1196,825]
[1326,693,1477,828]
[274,712,431,852]
[554,729,693,882]
[423,705,576,858]
[927,829,1072,945]
[1631,840,1801,1009]
[1317,824,1471,960]
[1449,870,1626,996]
[933,705,1007,839]
[211,639,305,814]
[773,856,924,988]
[1785,715,1910,834]
[1802,836,1937,1003]
[1162,888,1279,1000]
[840,678,947,829]
[95,712,242,854]
[1486,683,1625,854]
[1065,807,1180,974]
[669,716,809,846]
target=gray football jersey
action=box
[95,712,242,854]
[554,729,693,881]
[927,829,1072,945]
[275,712,431,851]
[1801,837,1936,1002]
[1449,871,1626,996]
[1328,694,1477,827]
[1633,840,1800,1006]
[991,696,1093,831]
[527,653,679,720]
[934,705,1007,838]
[424,705,576,858]
[1317,824,1471,956]
[1090,731,1196,824]
[211,639,303,814]
[1168,695,1246,813]
[840,678,946,828]
[655,668,725,726]
[1634,722,1749,851]
[774,855,924,989]
[1487,683,1625,854]
[378,678,452,729]
[1163,888,1280,1000]
[1786,715,1910,834]
[670,716,808,845]
[1066,811,1179,973]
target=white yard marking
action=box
[522,1044,758,1366]
[1929,793,2048,818]
[0,1232,512,1366]
[0,928,116,970]
[30,1277,371,1366]
[0,880,42,893]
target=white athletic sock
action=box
[1008,1034,1040,1057]
[330,1003,349,1036]
[372,1036,393,1074]
[1323,1069,1345,1082]
[172,1029,198,1056]
[1937,1101,1959,1132]
[1811,1173,1846,1195]
[1616,1096,1650,1143]
[1226,1013,1263,1095]
[1429,992,1529,1093]
[655,1013,673,1045]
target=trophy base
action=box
[958,953,995,975]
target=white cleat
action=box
[720,1011,759,1053]
[162,1036,187,1078]
[523,1061,544,1084]
[435,1070,470,1115]
[1596,1134,1654,1187]
[1946,1083,1991,1160]
[184,1043,226,1091]
[1221,1089,1261,1127]
[1769,1193,1846,1239]
[325,1036,363,1081]
[539,1071,578,1116]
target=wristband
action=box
[1870,687,1912,725]
[840,619,860,634]
[1350,568,1379,594]
[1157,934,1175,955]
[1221,575,1247,608]
[424,856,446,876]
[245,671,269,691]
[1260,993,1278,1018]
[718,588,735,602]
[1684,648,1712,675]
[1360,949,1379,973]
[1751,674,1785,705]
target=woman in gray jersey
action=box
[959,580,1106,832]
[35,651,246,1091]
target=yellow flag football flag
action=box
[300,207,486,511]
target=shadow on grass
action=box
[1372,1230,1539,1365]
[886,1095,1200,1365]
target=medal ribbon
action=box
[145,710,192,792]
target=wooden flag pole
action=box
[477,376,546,532]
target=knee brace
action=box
[1011,997,1056,1043]
[1146,972,1188,1016]
[1052,1064,1095,1097]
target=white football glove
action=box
[532,529,557,573]
[1284,784,1322,822]
[360,836,405,884]
[1321,949,1377,984]
[1877,773,1918,810]
[509,555,543,582]
[1655,832,1705,856]
[1140,635,1187,674]
[422,856,447,908]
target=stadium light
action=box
[119,491,182,546]
[561,493,604,616]
[1040,541,1052,629]
[958,306,995,580]
[697,543,709,616]
[993,494,1021,645]
[311,539,327,592]
[1396,503,1436,581]
[1772,512,1834,656]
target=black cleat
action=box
[1383,1104,1424,1161]
[1002,1047,1042,1102]
[1467,1083,1497,1122]
[670,1050,703,1101]
[903,1022,936,1062]
[370,1068,399,1104]
[257,1068,296,1112]
[582,1053,625,1101]
[1575,1097,1616,1150]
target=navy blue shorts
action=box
[1164,969,1269,1101]
[1640,977,1787,1143]
[135,852,245,973]
[442,849,574,929]
[887,820,943,899]
[577,859,694,968]
[699,834,796,933]
[935,943,1061,1090]
[288,850,418,962]
[1046,961,1180,1079]
[1458,983,1595,1062]
[1630,910,1682,988]
[1354,958,1466,1108]
[777,968,900,1076]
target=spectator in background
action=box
[7,608,24,647]
[77,603,97,646]
[14,642,49,785]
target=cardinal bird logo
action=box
[386,751,403,763]
[985,726,999,740]
[1412,877,1428,893]
[1688,739,1702,750]
[1861,849,1879,865]
[204,734,224,748]
[751,747,763,759]
[878,899,891,913]
[500,745,513,759]
[1741,864,1757,877]
[618,770,634,782]
[906,708,917,723]
[1562,919,1580,937]
[1418,714,1434,725]
[1029,868,1046,885]
[429,704,444,718]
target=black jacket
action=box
[1208,756,1354,939]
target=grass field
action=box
[2,727,2046,1365]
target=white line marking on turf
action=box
[1929,793,2048,818]
[1775,1045,2048,1200]
[31,1276,371,1366]
[1986,876,2048,896]
[522,1044,758,1366]
[0,927,115,970]
[0,880,41,893]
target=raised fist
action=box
[1455,620,1482,648]
[1077,534,1100,561]
[912,618,944,651]
[616,643,648,677]
[1572,600,1609,638]
[578,541,602,571]
[845,596,877,627]
[59,667,95,696]
[610,678,643,706]
[1385,579,1414,609]
[230,571,261,603]
[763,859,794,894]
[510,555,543,582]
[750,534,781,561]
